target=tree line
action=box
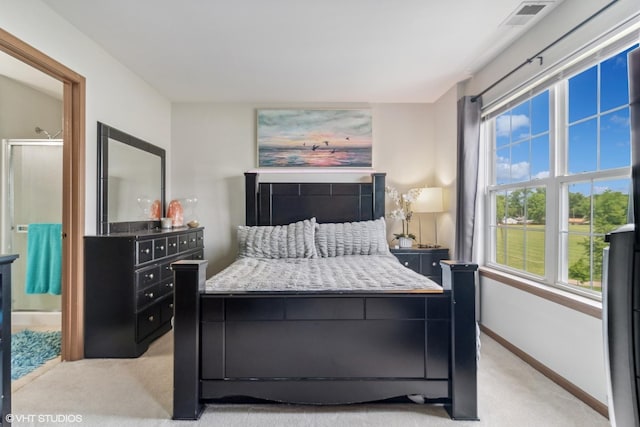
[496,188,629,286]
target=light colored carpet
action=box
[11,332,609,426]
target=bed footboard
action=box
[172,259,478,421]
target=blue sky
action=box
[495,44,637,196]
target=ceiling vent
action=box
[503,1,555,26]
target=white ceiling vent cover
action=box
[503,1,555,26]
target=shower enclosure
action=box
[0,139,62,329]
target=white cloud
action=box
[608,113,630,126]
[496,156,530,181]
[532,170,549,180]
[510,161,530,181]
[496,114,530,137]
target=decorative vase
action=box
[398,237,413,248]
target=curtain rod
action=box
[470,0,620,103]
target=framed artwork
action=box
[257,109,372,168]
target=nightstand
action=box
[390,247,449,285]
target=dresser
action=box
[84,227,204,357]
[390,247,449,285]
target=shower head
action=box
[34,126,62,139]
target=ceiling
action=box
[27,0,562,103]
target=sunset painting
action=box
[257,109,372,167]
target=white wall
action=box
[481,278,606,403]
[0,0,172,235]
[171,103,439,275]
[459,0,640,406]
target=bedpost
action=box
[440,260,478,421]
[372,173,386,220]
[172,259,208,420]
[245,172,258,226]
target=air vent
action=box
[503,1,554,26]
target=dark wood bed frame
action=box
[172,172,478,421]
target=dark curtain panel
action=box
[454,96,482,261]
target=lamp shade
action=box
[412,187,443,213]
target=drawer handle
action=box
[432,262,437,267]
[166,282,173,288]
[142,248,150,254]
[148,315,155,322]
[146,292,154,299]
[181,240,187,245]
[157,245,165,250]
[165,266,170,271]
[169,303,174,309]
[198,236,203,241]
[190,238,196,242]
[404,261,409,266]
[146,273,154,280]
[171,243,177,247]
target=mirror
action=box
[97,122,165,234]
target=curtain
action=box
[454,96,482,261]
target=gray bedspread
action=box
[204,254,443,293]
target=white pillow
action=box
[237,218,317,259]
[315,217,390,257]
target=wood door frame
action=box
[0,28,85,361]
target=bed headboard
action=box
[245,172,386,226]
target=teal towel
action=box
[25,223,62,295]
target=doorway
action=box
[0,28,85,361]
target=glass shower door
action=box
[4,141,62,311]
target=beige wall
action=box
[0,75,62,140]
[171,103,440,275]
[432,84,461,256]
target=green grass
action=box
[494,224,602,292]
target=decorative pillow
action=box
[315,217,390,257]
[237,218,317,259]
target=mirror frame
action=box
[97,122,166,234]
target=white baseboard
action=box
[12,311,61,328]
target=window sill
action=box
[478,267,602,319]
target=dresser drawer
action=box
[420,253,443,276]
[160,295,174,324]
[137,284,160,310]
[188,232,198,249]
[136,265,160,290]
[158,277,175,298]
[137,304,161,340]
[153,237,167,259]
[167,236,179,255]
[395,254,420,273]
[196,230,204,248]
[178,233,190,252]
[136,240,153,264]
[160,259,173,280]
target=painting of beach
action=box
[257,109,372,167]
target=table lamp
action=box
[412,187,444,248]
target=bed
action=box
[172,172,478,421]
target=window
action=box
[486,44,636,298]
